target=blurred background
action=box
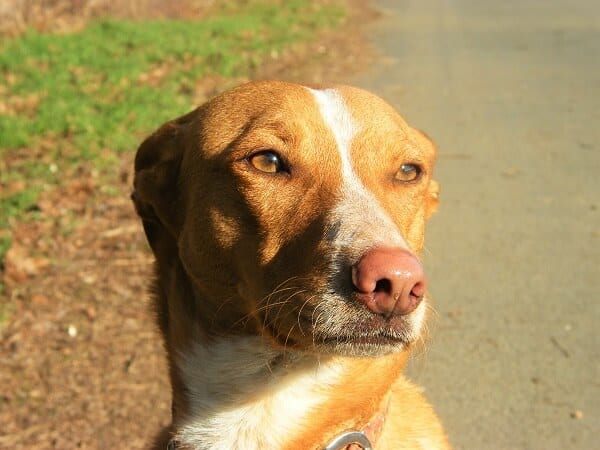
[0,0,598,449]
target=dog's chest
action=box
[174,337,343,450]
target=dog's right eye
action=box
[248,151,288,174]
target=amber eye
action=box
[248,151,288,174]
[394,163,422,182]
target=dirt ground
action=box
[0,2,376,448]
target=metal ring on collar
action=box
[323,430,372,450]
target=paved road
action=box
[354,1,599,448]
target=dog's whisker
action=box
[296,295,317,337]
[258,284,298,320]
[282,324,297,355]
[225,284,305,331]
[311,304,329,349]
[230,299,294,328]
[256,279,310,326]
[219,279,319,335]
[263,290,307,330]
[210,293,240,326]
[425,299,440,320]
[268,276,302,294]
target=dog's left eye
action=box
[249,151,288,174]
[394,163,422,182]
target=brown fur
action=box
[133,80,448,449]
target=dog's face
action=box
[133,81,439,357]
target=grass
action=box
[0,0,345,283]
[1,2,342,152]
[0,0,345,313]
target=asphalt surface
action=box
[353,1,599,449]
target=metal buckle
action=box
[323,430,372,450]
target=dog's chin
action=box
[314,338,410,358]
[262,320,418,358]
[310,320,422,357]
[272,307,424,358]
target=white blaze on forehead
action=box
[306,87,409,250]
[308,88,358,182]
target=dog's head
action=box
[133,81,439,357]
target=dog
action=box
[132,80,448,449]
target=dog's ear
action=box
[411,128,440,218]
[426,179,440,218]
[132,116,189,245]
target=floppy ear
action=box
[410,128,440,218]
[132,116,188,248]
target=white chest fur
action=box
[174,337,344,450]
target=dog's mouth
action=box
[319,330,409,348]
[259,295,425,357]
[312,316,420,355]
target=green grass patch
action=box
[0,0,345,271]
[0,187,40,227]
[1,1,343,156]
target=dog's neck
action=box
[168,334,407,450]
[171,335,337,449]
[154,262,409,449]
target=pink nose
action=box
[351,247,427,317]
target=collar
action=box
[322,390,391,450]
[166,392,391,450]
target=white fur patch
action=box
[174,337,344,449]
[307,87,425,336]
[306,87,410,251]
[308,88,357,183]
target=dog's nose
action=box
[351,247,426,317]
